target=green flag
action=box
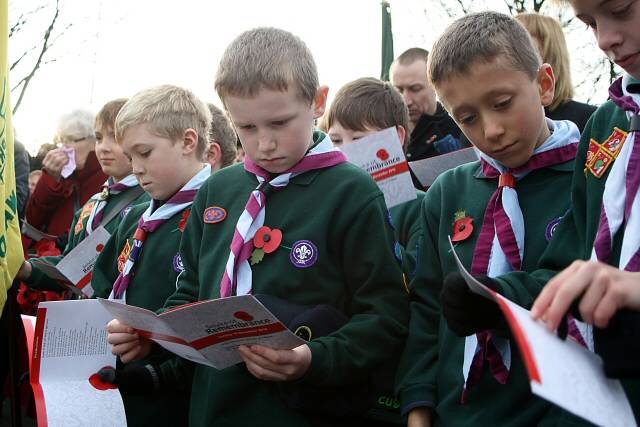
[380,1,394,81]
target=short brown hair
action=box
[95,98,128,135]
[325,77,409,144]
[516,13,574,110]
[428,11,541,87]
[215,27,318,104]
[115,84,212,159]
[207,103,237,168]
[395,47,429,65]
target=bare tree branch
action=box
[10,46,35,71]
[12,0,61,115]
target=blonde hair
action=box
[215,27,319,104]
[207,103,237,168]
[325,77,409,145]
[516,13,574,110]
[115,84,212,159]
[428,11,541,88]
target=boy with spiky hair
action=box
[396,11,582,427]
[91,84,213,426]
[107,28,409,427]
[325,76,424,424]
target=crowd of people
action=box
[3,0,640,426]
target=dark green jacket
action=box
[25,185,148,291]
[165,161,409,427]
[396,156,576,427]
[496,98,640,425]
[92,201,192,427]
[390,190,425,280]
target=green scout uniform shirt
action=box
[366,190,425,425]
[496,97,640,424]
[91,201,192,427]
[164,161,409,427]
[25,185,149,291]
[396,157,576,427]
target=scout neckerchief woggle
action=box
[219,133,346,298]
[111,165,211,300]
[86,174,139,234]
[592,75,640,272]
[461,119,580,403]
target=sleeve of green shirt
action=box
[302,192,410,387]
[495,115,592,304]
[395,183,444,414]
[24,207,85,291]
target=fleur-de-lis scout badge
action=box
[545,216,563,242]
[452,210,474,242]
[585,127,628,178]
[290,240,318,268]
[99,187,110,201]
[251,226,283,265]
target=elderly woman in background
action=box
[25,109,107,250]
[517,13,597,132]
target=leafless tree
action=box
[9,0,72,115]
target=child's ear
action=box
[182,128,199,154]
[206,142,222,172]
[537,64,555,107]
[313,85,329,119]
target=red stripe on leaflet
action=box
[495,297,542,384]
[31,307,48,427]
[76,271,93,289]
[191,322,287,350]
[371,161,410,182]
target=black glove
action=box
[440,272,504,337]
[97,361,162,396]
[595,310,640,378]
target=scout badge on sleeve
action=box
[584,128,628,178]
[203,206,226,224]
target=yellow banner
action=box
[0,0,24,314]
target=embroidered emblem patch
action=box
[203,206,227,224]
[394,241,403,262]
[290,240,318,268]
[545,217,562,242]
[585,128,628,178]
[75,201,96,235]
[173,253,184,273]
[117,240,132,273]
[121,205,133,219]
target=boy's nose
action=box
[483,118,505,142]
[597,24,623,55]
[131,160,144,175]
[257,133,276,152]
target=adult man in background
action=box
[390,48,465,161]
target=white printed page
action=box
[32,299,126,427]
[448,239,636,427]
[409,147,478,187]
[340,127,416,208]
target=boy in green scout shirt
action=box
[395,12,583,427]
[498,0,640,422]
[15,98,149,294]
[90,85,219,427]
[326,77,424,424]
[107,27,409,427]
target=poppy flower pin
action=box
[452,210,474,242]
[251,226,283,265]
[179,209,191,232]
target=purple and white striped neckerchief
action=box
[110,165,211,300]
[461,119,580,403]
[86,174,140,235]
[592,75,640,272]
[219,134,346,298]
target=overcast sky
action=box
[9,0,607,154]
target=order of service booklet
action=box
[448,238,636,427]
[29,299,126,427]
[98,294,305,369]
